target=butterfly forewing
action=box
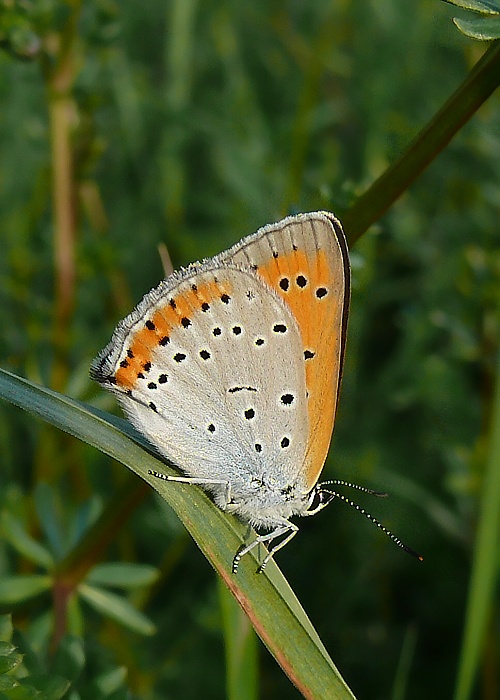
[220,212,350,489]
[90,264,309,491]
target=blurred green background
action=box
[1,0,499,698]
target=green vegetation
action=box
[0,1,499,698]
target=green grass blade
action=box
[454,338,500,700]
[219,578,258,700]
[0,367,356,699]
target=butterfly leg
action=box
[232,521,298,574]
[148,469,233,507]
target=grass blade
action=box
[0,367,355,699]
[454,336,500,700]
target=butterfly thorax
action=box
[216,471,311,530]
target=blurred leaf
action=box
[0,575,52,605]
[0,616,13,643]
[81,667,128,700]
[51,636,85,685]
[78,584,156,636]
[5,685,40,700]
[0,511,54,569]
[85,562,159,589]
[0,675,18,692]
[0,642,16,657]
[0,653,22,676]
[19,674,71,700]
[33,484,64,560]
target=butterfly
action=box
[91,211,421,572]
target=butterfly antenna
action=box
[320,488,423,561]
[320,479,388,498]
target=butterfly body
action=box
[91,211,350,571]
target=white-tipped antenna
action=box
[320,479,388,498]
[318,482,423,561]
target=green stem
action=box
[40,3,82,392]
[454,299,500,700]
[343,41,500,246]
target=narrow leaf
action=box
[0,511,54,569]
[78,584,156,636]
[0,615,13,642]
[86,563,159,588]
[0,575,52,605]
[87,667,128,697]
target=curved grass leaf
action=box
[0,367,356,699]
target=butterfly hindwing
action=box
[220,212,350,489]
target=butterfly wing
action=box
[90,263,309,500]
[219,211,350,490]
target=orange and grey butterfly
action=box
[91,212,421,572]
